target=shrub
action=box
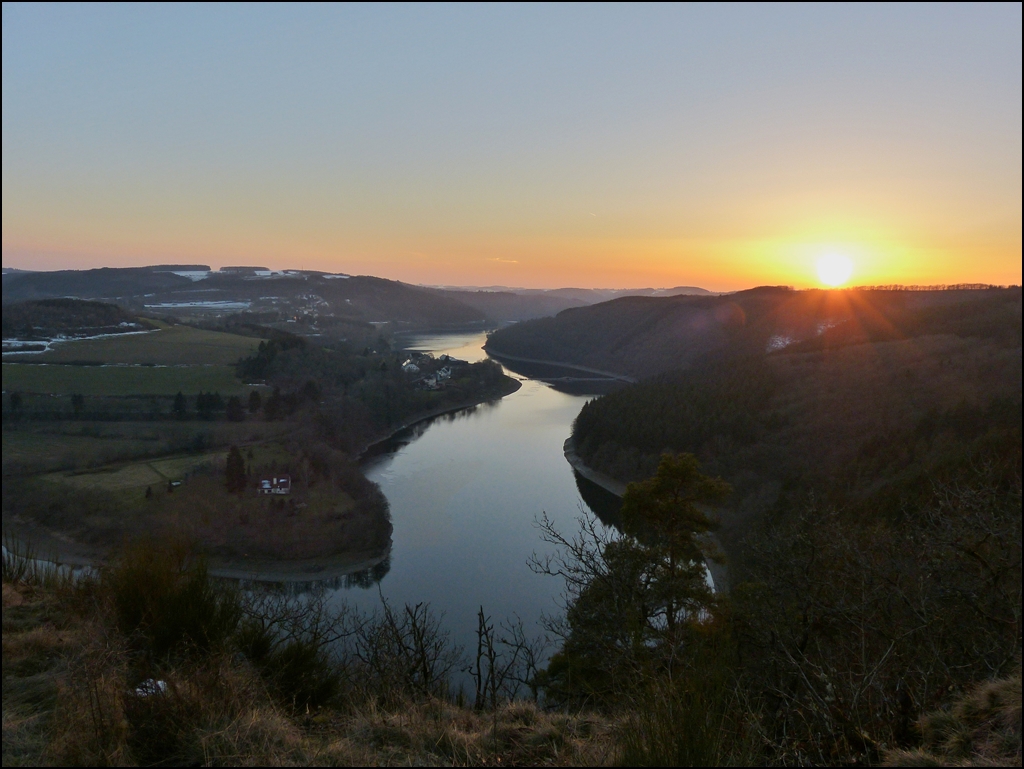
[101,539,241,658]
[235,590,348,710]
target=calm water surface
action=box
[330,331,619,654]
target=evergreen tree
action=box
[248,389,262,413]
[264,387,283,420]
[537,453,730,705]
[196,392,223,420]
[173,391,186,419]
[225,445,247,493]
[225,396,245,422]
[620,452,729,639]
[302,379,321,401]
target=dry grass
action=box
[310,699,616,766]
[46,652,308,767]
[885,670,1022,767]
[2,581,88,766]
[3,576,619,767]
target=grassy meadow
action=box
[12,323,264,365]
[40,452,221,494]
[2,363,248,396]
[2,323,265,398]
[1,421,295,476]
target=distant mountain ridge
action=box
[1,265,719,327]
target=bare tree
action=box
[468,607,548,709]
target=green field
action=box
[2,363,249,396]
[1,432,158,475]
[32,441,291,498]
[2,421,296,476]
[43,451,222,493]
[16,324,264,365]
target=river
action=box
[326,330,623,658]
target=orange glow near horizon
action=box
[5,172,1021,290]
[2,227,1021,291]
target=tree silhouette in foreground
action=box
[533,452,731,706]
[620,452,730,639]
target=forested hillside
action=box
[570,288,1021,538]
[560,287,1022,762]
[438,285,716,323]
[2,298,150,339]
[1,267,193,301]
[487,285,1020,379]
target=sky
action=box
[2,3,1021,291]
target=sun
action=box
[816,253,854,287]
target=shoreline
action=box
[484,348,638,383]
[0,519,391,584]
[562,435,730,593]
[356,374,522,461]
[563,436,628,496]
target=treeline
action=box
[573,355,777,482]
[236,336,511,453]
[1,267,191,303]
[557,372,1021,764]
[2,298,148,339]
[3,480,1018,765]
[2,391,249,423]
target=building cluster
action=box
[401,352,469,390]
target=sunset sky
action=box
[2,4,1021,290]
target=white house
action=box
[258,475,292,495]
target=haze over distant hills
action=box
[0,265,716,328]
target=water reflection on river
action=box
[321,331,621,658]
